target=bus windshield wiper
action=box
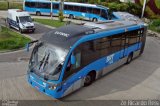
[43,53,50,69]
[39,54,46,70]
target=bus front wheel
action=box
[92,18,98,22]
[84,71,96,86]
[36,11,41,16]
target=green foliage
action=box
[35,18,65,28]
[9,2,23,9]
[0,2,8,10]
[58,11,64,22]
[149,19,160,33]
[100,2,142,17]
[0,1,23,10]
[0,26,31,51]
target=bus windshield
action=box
[29,43,68,80]
[19,16,32,23]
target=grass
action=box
[34,18,66,28]
[0,26,31,51]
[149,19,160,33]
[0,1,22,10]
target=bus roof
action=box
[40,24,93,50]
[40,19,146,50]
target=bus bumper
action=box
[27,74,63,99]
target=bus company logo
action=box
[106,54,115,64]
[54,31,70,37]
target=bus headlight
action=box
[49,85,57,90]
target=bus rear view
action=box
[27,19,147,99]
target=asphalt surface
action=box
[0,11,160,101]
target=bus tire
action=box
[92,18,98,22]
[84,71,96,86]
[126,52,133,64]
[36,11,41,16]
[69,14,74,19]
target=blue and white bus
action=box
[24,0,119,21]
[26,19,147,99]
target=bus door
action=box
[137,29,143,50]
[86,7,93,20]
[100,9,109,20]
[120,34,128,58]
[62,51,83,96]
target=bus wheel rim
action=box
[85,75,91,83]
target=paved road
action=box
[0,36,160,100]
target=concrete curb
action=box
[147,30,160,38]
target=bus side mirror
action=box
[32,18,34,21]
[26,43,30,52]
[71,54,76,65]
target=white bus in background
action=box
[7,9,35,33]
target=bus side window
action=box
[25,2,30,7]
[67,5,73,11]
[87,7,93,13]
[63,51,81,80]
[93,8,100,15]
[64,5,68,10]
[53,4,59,9]
[101,9,108,19]
[126,30,138,46]
[72,52,81,69]
[80,6,87,13]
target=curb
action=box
[147,30,160,38]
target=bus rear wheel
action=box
[69,14,74,19]
[92,18,98,22]
[126,53,133,64]
[36,11,41,16]
[84,72,95,86]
